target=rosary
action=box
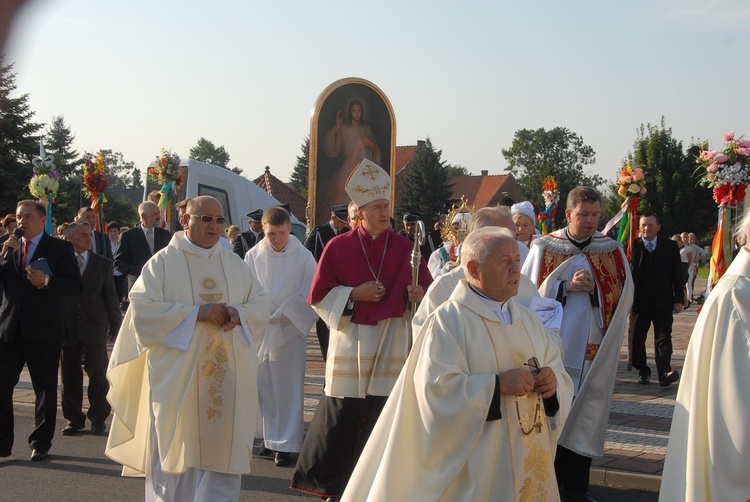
[515,394,543,435]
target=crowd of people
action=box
[0,157,745,501]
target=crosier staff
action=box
[410,219,426,317]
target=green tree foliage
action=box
[189,137,241,174]
[502,127,602,228]
[44,115,80,178]
[445,164,471,177]
[630,120,716,240]
[397,138,454,228]
[0,59,44,214]
[289,136,309,197]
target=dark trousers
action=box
[60,342,111,426]
[629,308,674,379]
[555,445,593,494]
[113,274,127,303]
[315,318,330,362]
[0,338,62,452]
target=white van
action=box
[146,159,307,241]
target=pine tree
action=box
[0,58,44,214]
[397,138,454,228]
[289,136,309,197]
[44,115,79,178]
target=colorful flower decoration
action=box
[82,151,109,202]
[29,141,60,200]
[616,162,647,197]
[148,149,184,232]
[695,132,750,289]
[537,176,558,235]
[695,131,750,206]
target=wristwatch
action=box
[40,275,50,289]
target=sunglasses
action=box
[189,214,227,224]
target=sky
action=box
[5,0,750,188]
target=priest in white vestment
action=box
[660,210,750,502]
[244,206,317,467]
[522,187,633,501]
[343,227,573,502]
[106,196,272,502]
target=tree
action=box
[189,137,241,174]
[44,115,79,178]
[397,138,454,227]
[502,127,602,228]
[289,136,309,197]
[630,120,716,240]
[0,58,44,214]
[445,164,471,177]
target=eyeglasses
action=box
[189,214,227,224]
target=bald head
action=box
[467,206,515,235]
[462,227,520,302]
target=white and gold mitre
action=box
[345,158,392,208]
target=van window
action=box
[197,184,232,223]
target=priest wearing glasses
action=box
[291,159,432,501]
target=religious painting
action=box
[309,78,395,228]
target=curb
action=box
[591,468,661,492]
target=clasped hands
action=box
[565,269,595,293]
[198,303,240,332]
[500,364,557,399]
[349,280,424,303]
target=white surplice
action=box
[342,281,573,502]
[244,237,317,452]
[659,248,750,502]
[106,232,272,495]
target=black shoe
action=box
[659,370,680,387]
[62,424,85,436]
[0,450,11,458]
[30,448,48,461]
[637,375,650,385]
[257,446,273,457]
[274,451,292,467]
[91,422,107,435]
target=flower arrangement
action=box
[616,162,646,197]
[82,151,109,200]
[29,143,60,199]
[148,149,183,186]
[695,132,750,206]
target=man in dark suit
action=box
[630,211,684,387]
[399,211,441,261]
[60,222,122,436]
[0,200,83,461]
[233,208,265,258]
[76,207,112,259]
[304,205,350,360]
[114,201,170,280]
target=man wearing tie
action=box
[60,222,122,437]
[76,207,112,259]
[0,200,82,461]
[629,212,684,387]
[114,201,170,281]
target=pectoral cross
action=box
[535,422,543,433]
[361,164,378,180]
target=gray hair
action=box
[461,226,516,275]
[66,221,90,239]
[138,201,158,215]
[467,206,513,234]
[736,210,750,247]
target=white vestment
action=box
[522,230,633,457]
[106,233,272,498]
[314,286,410,398]
[659,248,750,502]
[428,241,453,279]
[244,237,317,452]
[342,281,573,502]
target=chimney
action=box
[417,140,425,148]
[481,170,488,177]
